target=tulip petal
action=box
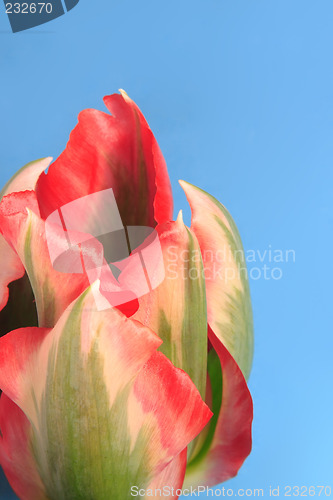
[0,157,52,315]
[180,181,254,380]
[0,394,47,500]
[0,285,211,498]
[36,91,173,227]
[145,449,187,499]
[0,191,93,327]
[0,157,52,201]
[0,237,25,313]
[184,327,253,488]
[134,213,208,401]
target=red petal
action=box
[0,327,49,405]
[134,351,212,461]
[36,91,173,227]
[185,326,253,488]
[0,394,47,500]
[208,327,253,481]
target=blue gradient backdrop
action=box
[0,1,332,498]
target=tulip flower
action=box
[0,91,253,499]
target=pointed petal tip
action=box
[176,209,184,224]
[119,88,129,98]
[178,179,192,189]
[178,180,198,208]
[42,156,53,171]
[34,156,53,170]
[0,156,53,202]
[179,180,215,202]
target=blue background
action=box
[0,0,332,498]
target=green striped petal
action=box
[180,181,253,380]
[0,157,52,316]
[0,284,212,499]
[134,212,208,401]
